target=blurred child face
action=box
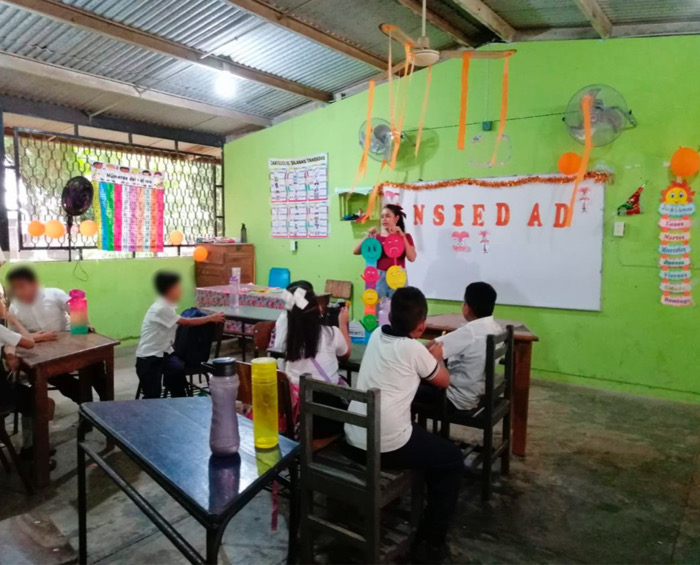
[11,278,39,304]
[381,208,398,231]
[164,282,183,304]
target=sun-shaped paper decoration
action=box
[661,181,695,204]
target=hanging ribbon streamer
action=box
[489,55,511,167]
[457,52,472,151]
[566,93,593,227]
[414,65,432,157]
[387,27,395,132]
[390,44,413,169]
[361,182,383,224]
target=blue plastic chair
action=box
[268,267,290,289]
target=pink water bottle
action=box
[68,290,89,334]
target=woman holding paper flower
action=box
[282,282,351,438]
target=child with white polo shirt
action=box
[344,287,463,561]
[136,271,225,399]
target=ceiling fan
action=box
[379,0,514,66]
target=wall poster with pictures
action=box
[269,153,328,238]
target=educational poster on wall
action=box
[268,153,328,238]
[92,162,165,252]
[382,173,607,311]
[658,181,694,306]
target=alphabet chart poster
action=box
[92,162,165,252]
[383,173,607,311]
[268,153,328,238]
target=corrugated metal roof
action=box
[597,0,700,25]
[482,0,590,29]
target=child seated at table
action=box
[344,287,463,560]
[273,280,314,350]
[136,271,225,399]
[0,301,56,466]
[6,266,103,404]
[283,283,351,439]
[422,282,501,413]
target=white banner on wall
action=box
[384,174,606,311]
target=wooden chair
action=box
[253,321,276,358]
[0,406,33,494]
[417,326,514,501]
[299,376,422,564]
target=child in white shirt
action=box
[345,287,463,559]
[136,271,224,398]
[273,280,314,351]
[431,282,502,411]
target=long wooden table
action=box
[423,314,539,456]
[17,332,120,487]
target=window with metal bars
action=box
[3,129,222,261]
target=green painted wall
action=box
[0,258,195,342]
[225,36,700,403]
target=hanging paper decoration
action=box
[578,187,591,213]
[670,147,700,178]
[617,185,644,216]
[479,230,490,253]
[360,238,381,335]
[658,180,695,306]
[558,152,582,175]
[565,93,594,227]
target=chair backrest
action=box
[299,376,381,501]
[253,321,275,355]
[483,325,514,409]
[236,361,295,438]
[324,280,353,300]
[268,267,291,289]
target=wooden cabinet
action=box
[195,243,255,287]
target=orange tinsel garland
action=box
[378,171,612,192]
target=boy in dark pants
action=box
[135,271,224,399]
[345,287,463,561]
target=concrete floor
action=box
[1,344,699,564]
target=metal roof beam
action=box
[225,0,387,70]
[451,0,517,42]
[3,0,332,102]
[395,0,475,47]
[573,0,612,39]
[519,21,700,41]
[0,51,272,127]
[0,95,225,147]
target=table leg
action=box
[205,528,222,564]
[78,416,88,565]
[287,461,299,564]
[512,341,533,457]
[104,350,115,402]
[32,368,51,488]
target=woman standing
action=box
[353,204,417,298]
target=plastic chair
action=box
[268,267,291,289]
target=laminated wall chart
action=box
[269,153,329,238]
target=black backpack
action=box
[173,307,217,368]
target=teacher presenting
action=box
[353,204,417,298]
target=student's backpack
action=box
[173,307,217,368]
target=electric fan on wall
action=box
[359,118,409,162]
[563,84,637,146]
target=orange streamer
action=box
[566,94,593,227]
[415,65,432,157]
[489,55,511,166]
[387,29,395,131]
[361,161,388,223]
[390,44,413,169]
[357,80,376,179]
[457,52,472,151]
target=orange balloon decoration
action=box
[670,147,700,178]
[27,220,45,237]
[45,220,66,239]
[193,246,208,262]
[169,230,184,246]
[79,220,98,237]
[558,152,582,175]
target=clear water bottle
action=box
[228,267,240,309]
[206,358,240,456]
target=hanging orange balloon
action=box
[670,147,700,178]
[45,220,66,239]
[27,220,45,237]
[558,152,582,175]
[79,220,98,237]
[169,230,184,246]
[193,246,208,262]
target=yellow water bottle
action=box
[252,358,278,449]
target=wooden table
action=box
[17,332,120,487]
[78,398,299,564]
[423,314,539,457]
[202,305,283,325]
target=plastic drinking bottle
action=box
[68,289,89,335]
[251,358,278,449]
[208,359,240,456]
[229,267,241,309]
